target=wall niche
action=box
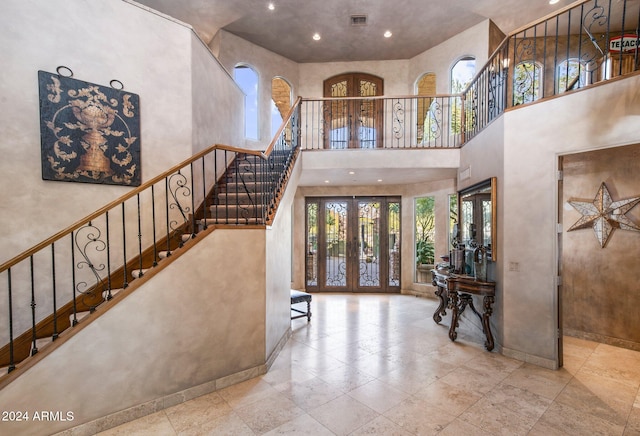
[561,143,640,351]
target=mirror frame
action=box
[457,177,497,261]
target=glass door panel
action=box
[388,201,400,287]
[306,201,318,287]
[357,201,381,288]
[324,201,348,288]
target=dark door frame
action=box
[305,196,401,293]
[322,73,384,149]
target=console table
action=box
[431,270,496,351]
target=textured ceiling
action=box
[131,0,572,186]
[135,0,573,63]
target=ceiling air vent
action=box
[350,15,368,26]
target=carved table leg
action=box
[448,291,459,342]
[432,286,447,324]
[482,295,495,351]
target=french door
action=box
[305,197,401,293]
[323,73,384,149]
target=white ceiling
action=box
[135,0,573,63]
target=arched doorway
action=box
[323,73,384,149]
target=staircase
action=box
[0,98,301,381]
[200,149,294,227]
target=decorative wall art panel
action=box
[567,182,640,247]
[38,70,141,186]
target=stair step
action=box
[103,287,124,300]
[208,204,264,219]
[30,337,53,355]
[159,250,171,259]
[215,192,270,204]
[131,269,150,279]
[69,310,91,325]
[199,217,262,227]
[219,182,268,193]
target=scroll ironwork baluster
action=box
[74,222,106,312]
[168,170,191,246]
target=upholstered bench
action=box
[290,290,312,321]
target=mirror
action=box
[457,177,497,262]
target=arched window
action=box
[513,61,543,105]
[450,56,475,134]
[556,59,587,93]
[234,65,259,140]
[271,77,292,138]
[450,57,476,93]
[415,73,438,144]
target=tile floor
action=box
[98,293,640,435]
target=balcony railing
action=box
[463,0,640,141]
[302,0,639,149]
[300,95,463,150]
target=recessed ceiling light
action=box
[384,31,392,38]
[549,0,559,4]
[348,171,355,175]
[377,179,383,182]
[313,33,321,41]
[324,180,330,183]
[267,2,275,10]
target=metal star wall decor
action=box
[567,182,640,248]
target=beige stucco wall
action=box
[0,228,267,435]
[265,157,301,358]
[0,1,243,264]
[499,73,640,368]
[409,20,492,93]
[0,0,191,264]
[212,30,300,150]
[191,34,244,153]
[0,0,245,343]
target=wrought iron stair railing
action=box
[0,98,301,379]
